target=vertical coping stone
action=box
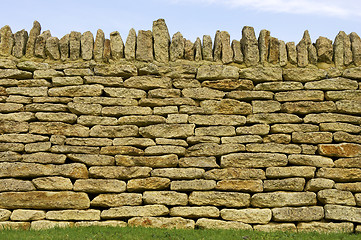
[152,19,170,63]
[184,39,195,61]
[103,39,111,62]
[334,31,353,67]
[110,31,124,60]
[13,29,28,58]
[286,42,297,65]
[350,32,361,66]
[94,29,105,62]
[241,26,259,66]
[81,31,94,61]
[220,31,233,64]
[45,37,60,60]
[296,30,311,67]
[308,44,317,65]
[169,32,184,62]
[194,37,202,62]
[213,30,221,62]
[69,31,81,61]
[34,30,51,59]
[268,37,280,64]
[315,36,333,64]
[279,40,287,66]
[232,40,243,64]
[59,34,70,61]
[125,28,136,61]
[136,30,153,62]
[202,35,213,61]
[258,29,270,65]
[0,25,14,57]
[25,21,41,58]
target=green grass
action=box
[0,226,359,240]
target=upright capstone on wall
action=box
[0,19,361,233]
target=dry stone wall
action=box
[0,19,361,233]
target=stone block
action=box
[94,64,137,78]
[46,209,100,221]
[189,191,250,207]
[29,122,89,137]
[128,217,194,229]
[317,168,361,182]
[215,180,263,192]
[67,154,115,166]
[182,87,225,100]
[144,145,185,156]
[0,209,11,221]
[188,115,246,126]
[140,124,194,138]
[196,65,239,80]
[77,116,117,126]
[325,204,361,223]
[246,143,301,154]
[170,180,216,191]
[326,90,361,101]
[251,192,317,207]
[32,177,73,191]
[179,157,219,168]
[100,146,143,156]
[247,113,302,124]
[0,222,30,230]
[333,132,361,144]
[297,221,354,233]
[320,122,361,133]
[283,68,327,82]
[335,182,361,192]
[74,220,127,228]
[254,223,297,232]
[266,166,316,179]
[239,67,282,81]
[113,138,155,147]
[221,152,287,168]
[264,178,305,192]
[74,179,126,193]
[288,154,334,167]
[318,143,361,157]
[91,193,142,207]
[170,206,219,218]
[124,76,171,90]
[236,124,270,135]
[0,179,35,192]
[221,208,272,224]
[205,168,265,180]
[272,206,324,222]
[226,90,273,100]
[127,177,170,192]
[200,99,252,115]
[196,218,252,230]
[116,155,177,168]
[254,81,303,91]
[10,209,45,221]
[201,79,253,91]
[6,87,48,97]
[186,143,245,157]
[102,205,169,219]
[305,78,358,90]
[304,113,361,124]
[35,112,77,123]
[275,90,324,102]
[282,101,336,114]
[90,125,138,138]
[318,189,356,206]
[195,126,235,136]
[89,166,151,179]
[30,220,73,230]
[151,168,204,180]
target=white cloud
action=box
[170,0,361,18]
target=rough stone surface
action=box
[196,218,252,230]
[251,192,317,207]
[129,217,194,229]
[189,191,250,207]
[221,208,272,224]
[272,206,324,222]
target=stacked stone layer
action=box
[0,20,361,233]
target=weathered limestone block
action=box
[179,157,219,168]
[170,180,216,191]
[100,146,143,156]
[263,134,291,144]
[186,143,245,157]
[25,21,41,57]
[32,177,72,190]
[334,31,352,67]
[305,178,335,192]
[46,210,100,221]
[279,40,288,66]
[304,113,361,124]
[53,76,83,86]
[241,26,259,66]
[272,206,324,222]
[222,135,262,144]
[228,91,274,103]
[152,19,170,63]
[297,221,354,233]
[268,37,280,64]
[89,166,151,179]
[282,101,336,114]
[78,115,117,126]
[0,222,30,230]
[336,100,361,114]
[254,81,303,92]
[275,90,324,102]
[219,31,232,64]
[316,168,361,182]
[30,220,73,230]
[29,122,89,137]
[221,208,271,224]
[283,68,327,82]
[205,168,265,180]
[49,85,103,97]
[186,136,220,145]
[102,106,152,116]
[326,90,361,101]
[91,193,142,207]
[36,112,77,124]
[80,31,94,60]
[320,122,361,133]
[34,30,51,58]
[202,79,253,91]
[127,177,170,192]
[319,143,361,157]
[59,34,69,60]
[74,179,126,193]
[143,191,188,206]
[215,179,263,193]
[325,204,361,223]
[182,87,225,100]
[305,78,358,90]
[189,191,250,207]
[296,41,308,67]
[0,69,32,79]
[251,192,317,207]
[33,69,63,79]
[0,25,14,56]
[113,138,155,148]
[202,35,213,61]
[102,205,169,218]
[350,32,361,66]
[221,152,287,168]
[318,189,356,206]
[236,124,270,135]
[65,137,112,147]
[68,102,101,116]
[195,126,235,137]
[136,30,153,62]
[286,42,297,64]
[1,209,12,220]
[90,125,138,138]
[266,166,316,179]
[246,143,301,154]
[83,76,123,87]
[151,168,204,180]
[0,151,22,162]
[188,115,245,127]
[292,132,333,144]
[232,40,243,63]
[75,221,127,227]
[93,29,105,61]
[247,113,302,125]
[124,76,171,90]
[258,29,270,64]
[148,88,181,98]
[334,132,361,144]
[239,67,282,82]
[13,29,28,58]
[67,154,114,166]
[116,155,177,168]
[264,178,305,192]
[0,179,35,192]
[252,100,281,113]
[184,39,194,61]
[0,191,89,209]
[170,206,219,218]
[334,157,361,168]
[213,31,221,61]
[254,223,297,232]
[129,217,194,229]
[0,142,24,152]
[10,209,45,221]
[94,64,137,78]
[196,218,252,230]
[196,65,239,80]
[316,36,333,63]
[288,154,334,167]
[170,32,184,61]
[124,28,136,60]
[45,37,60,60]
[343,68,361,80]
[335,182,361,192]
[103,39,111,62]
[139,124,194,139]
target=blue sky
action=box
[2,0,361,44]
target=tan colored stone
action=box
[334,131,361,144]
[282,101,335,114]
[221,208,271,224]
[25,21,41,58]
[182,87,225,100]
[251,192,316,207]
[336,100,361,115]
[48,85,103,97]
[343,67,361,79]
[275,90,324,102]
[286,42,297,64]
[264,178,305,192]
[321,122,361,134]
[0,162,88,179]
[272,206,324,222]
[173,79,201,89]
[263,134,291,144]
[335,157,361,168]
[127,177,170,192]
[0,151,22,162]
[102,205,169,219]
[169,32,184,61]
[139,124,194,139]
[202,79,253,91]
[129,216,194,229]
[335,182,361,192]
[186,136,220,145]
[67,154,114,166]
[305,78,358,90]
[283,68,327,82]
[316,168,361,182]
[77,116,117,126]
[90,125,138,138]
[148,89,181,98]
[35,112,77,123]
[266,166,316,179]
[170,206,219,218]
[246,143,301,154]
[318,189,356,205]
[255,81,303,92]
[297,221,354,233]
[241,26,259,66]
[221,135,262,144]
[236,124,270,135]
[25,142,51,153]
[221,152,287,168]
[136,30,153,62]
[196,65,239,80]
[195,126,235,137]
[0,222,30,230]
[254,223,297,232]
[201,99,252,115]
[205,168,265,180]
[186,143,245,157]
[143,191,187,206]
[124,76,171,90]
[74,179,126,193]
[304,113,361,124]
[23,150,65,164]
[189,191,250,207]
[74,221,127,227]
[91,193,142,207]
[0,142,24,152]
[239,67,282,81]
[152,19,170,63]
[319,143,361,157]
[59,34,69,60]
[155,138,187,147]
[94,64,137,78]
[103,106,152,117]
[325,204,361,223]
[30,220,73,230]
[10,209,45,221]
[247,113,302,124]
[0,191,89,209]
[113,138,155,147]
[144,145,185,156]
[32,177,72,191]
[50,145,99,154]
[151,168,204,180]
[116,155,177,168]
[0,179,35,192]
[170,180,215,191]
[46,210,100,221]
[252,100,281,113]
[227,90,273,100]
[89,166,151,179]
[84,76,122,86]
[292,132,333,144]
[196,218,252,230]
[288,154,334,167]
[179,157,219,168]
[100,146,143,156]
